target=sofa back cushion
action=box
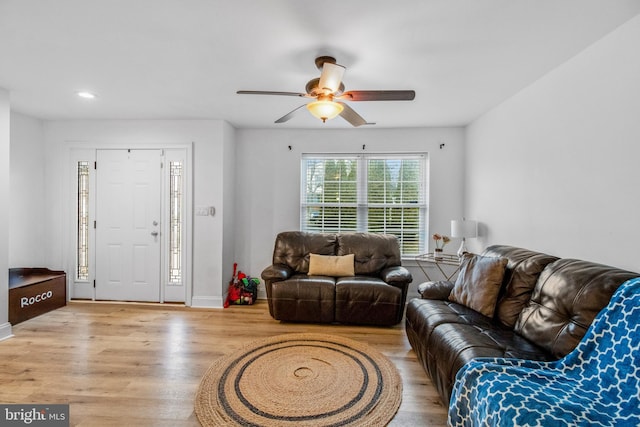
[272,231,337,273]
[482,245,559,329]
[514,258,638,358]
[337,233,401,275]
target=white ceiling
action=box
[1,0,639,129]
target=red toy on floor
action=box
[224,263,260,307]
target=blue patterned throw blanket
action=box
[449,277,640,427]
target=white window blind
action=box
[301,154,428,256]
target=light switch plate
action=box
[196,206,215,216]
[196,206,209,216]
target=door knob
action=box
[151,231,159,237]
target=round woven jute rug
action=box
[194,333,402,426]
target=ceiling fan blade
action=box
[337,102,368,127]
[275,104,307,123]
[237,90,308,97]
[340,90,416,101]
[318,62,346,94]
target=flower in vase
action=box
[432,233,451,250]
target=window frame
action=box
[300,153,428,257]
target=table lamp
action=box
[451,219,478,258]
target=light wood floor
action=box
[0,300,447,426]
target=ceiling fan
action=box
[237,56,415,127]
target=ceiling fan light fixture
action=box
[237,56,415,126]
[306,100,344,123]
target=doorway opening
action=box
[69,147,192,304]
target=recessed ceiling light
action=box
[77,91,97,99]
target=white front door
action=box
[95,149,162,302]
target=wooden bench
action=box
[8,268,67,325]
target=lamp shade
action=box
[451,219,478,238]
[306,100,344,122]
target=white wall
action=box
[233,127,466,293]
[465,15,640,272]
[0,88,12,340]
[221,122,236,294]
[43,119,235,307]
[9,113,46,267]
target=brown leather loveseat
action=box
[261,231,412,326]
[405,245,638,405]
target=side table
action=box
[415,253,461,281]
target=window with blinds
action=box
[301,154,428,256]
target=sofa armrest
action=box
[380,266,412,287]
[261,264,294,282]
[380,266,412,325]
[418,280,454,300]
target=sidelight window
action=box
[168,161,183,284]
[77,161,90,281]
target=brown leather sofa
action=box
[405,245,638,405]
[261,231,412,326]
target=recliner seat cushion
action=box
[271,275,335,323]
[335,277,402,325]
